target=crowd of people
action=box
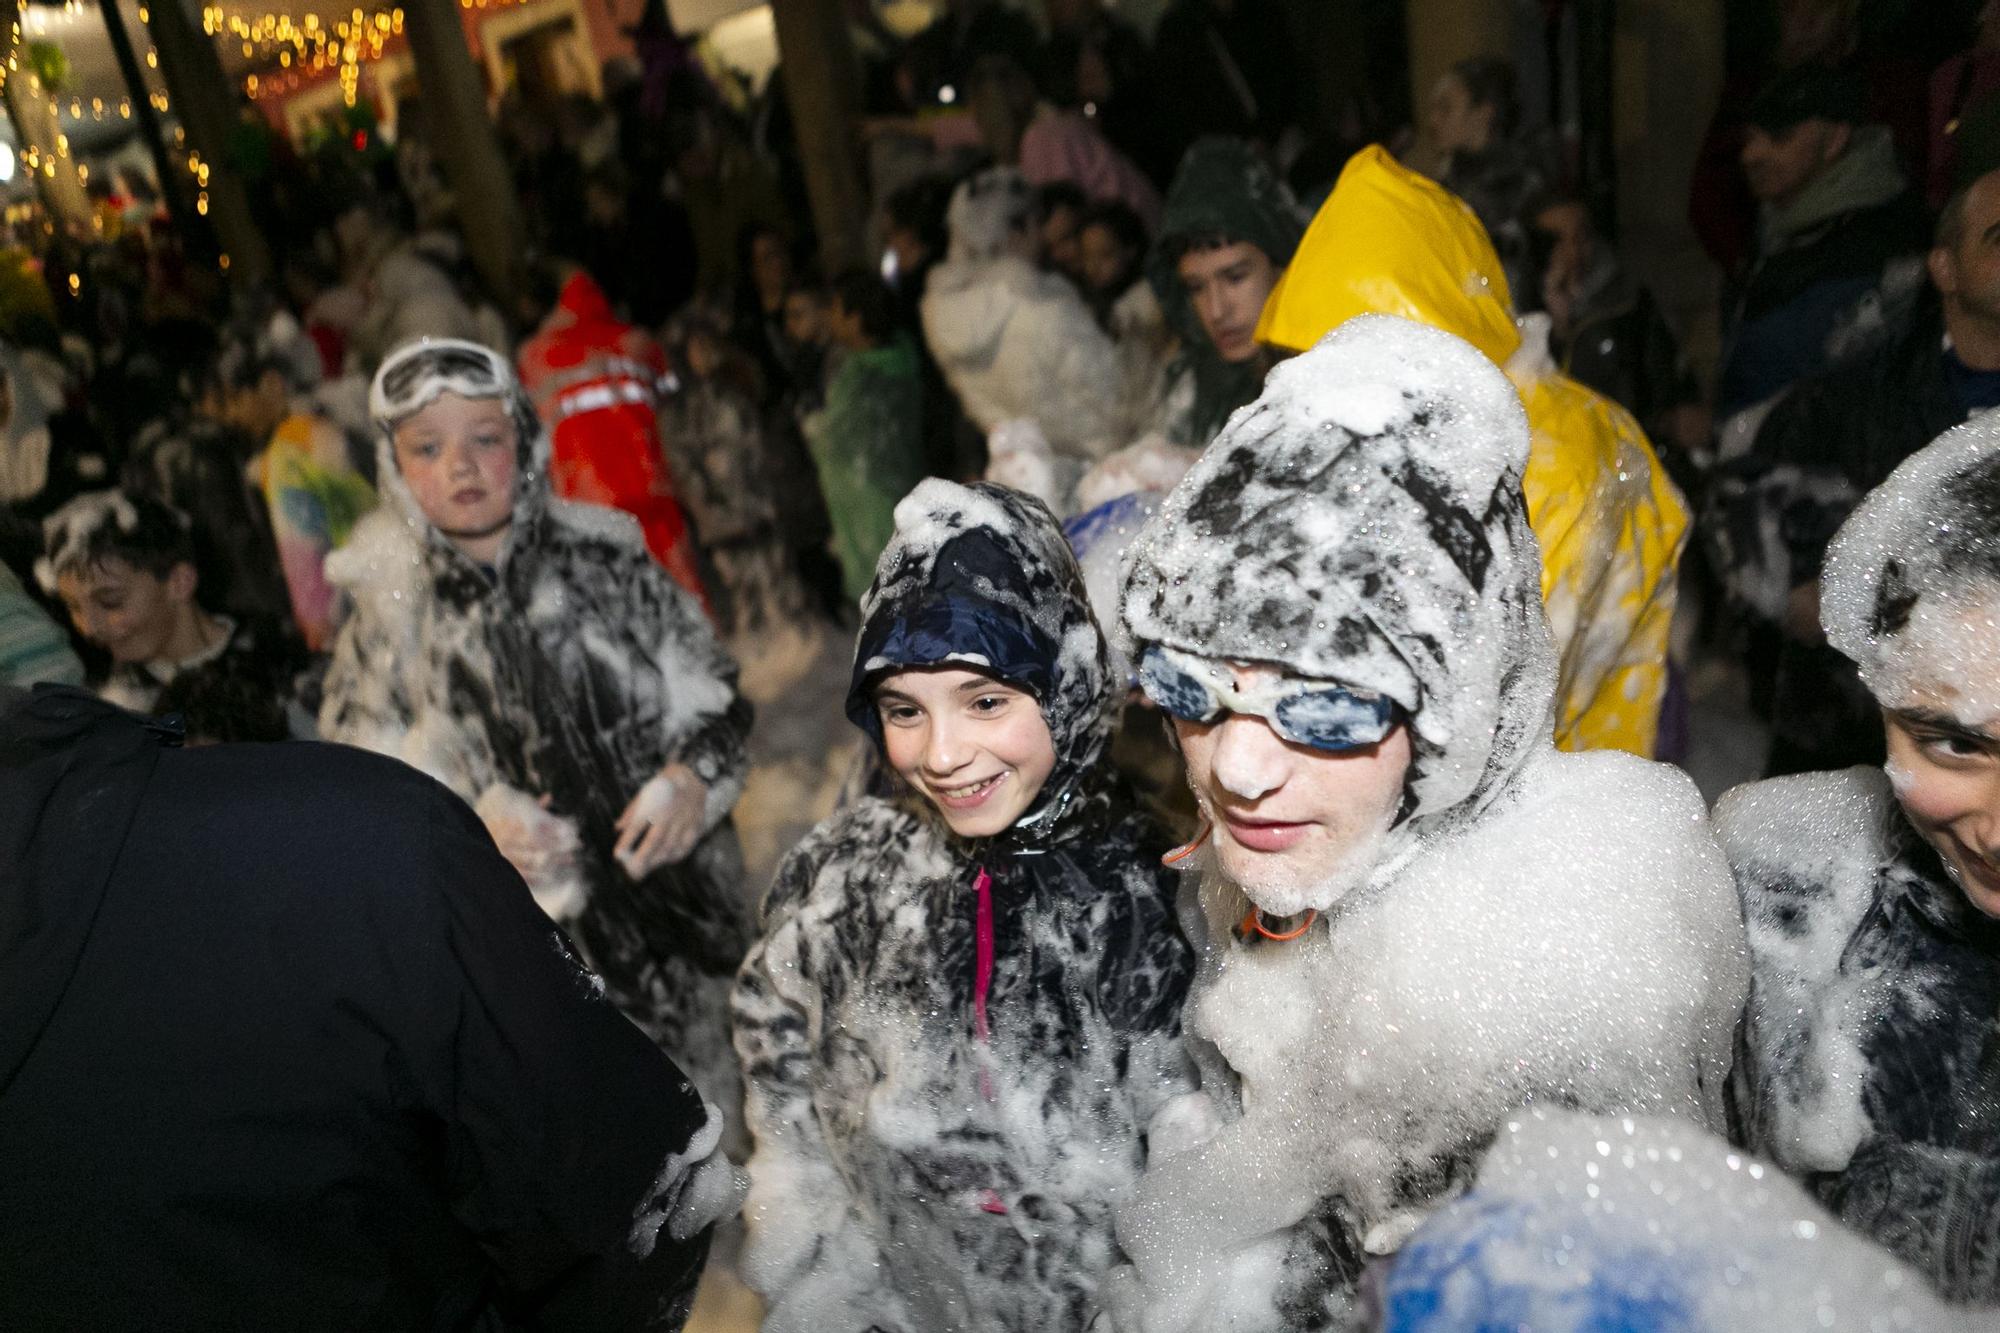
[7,0,2000,1329]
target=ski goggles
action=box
[1137,644,1399,753]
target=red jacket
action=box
[517,273,708,609]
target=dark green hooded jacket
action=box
[1144,137,1306,447]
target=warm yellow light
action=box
[196,192,208,214]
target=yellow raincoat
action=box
[1257,146,1686,756]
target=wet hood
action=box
[1120,314,1557,834]
[1256,145,1520,365]
[848,480,1115,848]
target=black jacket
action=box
[0,687,724,1330]
[1708,300,1963,771]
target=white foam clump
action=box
[1821,414,2000,724]
[1073,436,1201,516]
[1382,1107,1976,1331]
[472,781,589,921]
[1712,767,1898,1176]
[1114,750,1749,1332]
[984,417,1080,514]
[35,489,143,593]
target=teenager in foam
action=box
[1719,413,2000,1303]
[319,336,753,1141]
[1106,314,1749,1331]
[730,479,1195,1332]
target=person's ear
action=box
[1931,244,1959,297]
[165,561,199,605]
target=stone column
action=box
[771,0,868,276]
[147,0,271,283]
[399,0,528,309]
[3,69,91,235]
[1612,0,1727,381]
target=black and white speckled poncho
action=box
[1111,316,1748,1332]
[318,338,753,1126]
[1721,415,2000,1302]
[731,480,1196,1332]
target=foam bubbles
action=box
[1385,1108,1976,1331]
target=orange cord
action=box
[1240,908,1318,942]
[1161,823,1211,866]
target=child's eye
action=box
[1920,731,1988,762]
[879,703,922,726]
[971,695,1011,714]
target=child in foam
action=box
[319,338,752,1135]
[1719,415,2000,1304]
[730,480,1196,1332]
[38,489,303,731]
[1104,315,1750,1332]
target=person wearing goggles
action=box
[1103,316,1748,1333]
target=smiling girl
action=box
[1721,415,2000,1302]
[731,480,1195,1332]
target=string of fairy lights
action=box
[218,0,535,108]
[13,0,538,277]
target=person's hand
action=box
[483,794,581,881]
[614,764,707,879]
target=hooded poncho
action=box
[921,168,1128,464]
[1719,416,2000,1301]
[1110,316,1748,1332]
[319,338,753,1124]
[731,480,1196,1332]
[1144,137,1306,450]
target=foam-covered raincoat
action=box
[1256,146,1686,757]
[1109,316,1747,1331]
[320,339,752,1124]
[1720,417,2000,1303]
[731,481,1195,1332]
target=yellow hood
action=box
[1254,145,1688,759]
[1257,146,1520,364]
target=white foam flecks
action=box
[629,1099,748,1258]
[1386,1108,1975,1330]
[1113,318,1749,1329]
[1714,768,1899,1176]
[35,489,143,593]
[1823,414,2000,724]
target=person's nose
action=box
[443,437,480,479]
[923,715,973,777]
[1209,714,1290,802]
[1957,771,2000,864]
